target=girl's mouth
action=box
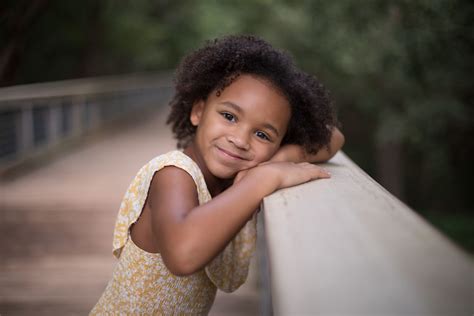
[216,146,246,161]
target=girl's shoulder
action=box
[147,150,192,168]
[143,150,207,192]
[112,150,210,258]
[131,150,212,206]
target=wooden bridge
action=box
[0,76,260,315]
[1,75,472,315]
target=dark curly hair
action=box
[167,35,337,154]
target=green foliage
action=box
[423,211,474,254]
[2,0,473,216]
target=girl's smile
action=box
[215,146,248,161]
[184,74,291,194]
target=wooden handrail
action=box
[0,73,172,105]
[0,73,173,173]
[261,151,473,315]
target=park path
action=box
[0,106,260,315]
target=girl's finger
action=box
[318,169,331,178]
[311,166,331,178]
[300,163,331,177]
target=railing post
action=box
[16,104,34,154]
[47,101,61,146]
[71,98,84,137]
[88,98,100,128]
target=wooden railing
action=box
[0,73,173,174]
[259,151,473,315]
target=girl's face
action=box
[186,74,291,181]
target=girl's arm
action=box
[270,127,345,163]
[148,161,330,276]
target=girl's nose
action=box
[227,132,250,150]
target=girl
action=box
[90,35,344,315]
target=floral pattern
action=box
[90,151,256,315]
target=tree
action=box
[2,0,472,215]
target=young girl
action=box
[90,35,344,315]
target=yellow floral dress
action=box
[90,150,256,315]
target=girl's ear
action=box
[190,100,205,126]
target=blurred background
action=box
[1,0,473,314]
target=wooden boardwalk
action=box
[0,107,260,315]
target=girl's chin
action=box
[212,171,238,181]
[208,166,244,181]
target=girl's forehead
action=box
[211,74,290,111]
[207,74,291,130]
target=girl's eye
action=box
[221,112,235,122]
[255,131,270,141]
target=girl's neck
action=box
[183,145,232,197]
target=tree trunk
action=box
[0,0,48,86]
[375,140,404,201]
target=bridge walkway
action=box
[0,107,260,315]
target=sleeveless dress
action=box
[90,150,257,315]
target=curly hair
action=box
[167,35,337,154]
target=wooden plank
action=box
[263,152,473,315]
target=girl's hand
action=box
[235,159,331,191]
[261,161,331,190]
[238,161,330,193]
